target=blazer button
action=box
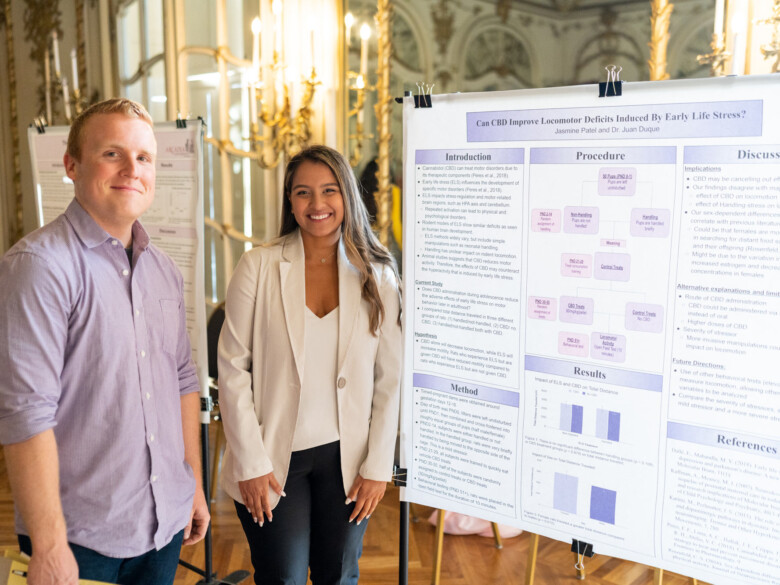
[337,377,346,389]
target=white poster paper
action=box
[400,75,780,585]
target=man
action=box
[0,98,209,585]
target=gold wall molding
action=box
[75,0,86,96]
[648,0,673,81]
[431,0,453,57]
[23,0,62,117]
[496,0,510,24]
[3,0,22,245]
[759,0,780,72]
[374,0,392,247]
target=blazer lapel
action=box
[280,232,306,385]
[338,239,362,373]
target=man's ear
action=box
[64,152,78,182]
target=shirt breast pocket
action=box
[160,298,180,356]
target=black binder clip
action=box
[598,65,622,98]
[394,83,434,107]
[392,465,407,487]
[200,395,214,413]
[571,539,594,557]
[32,116,47,134]
[395,91,411,104]
[176,112,187,129]
[414,82,434,108]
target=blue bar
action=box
[553,473,578,514]
[560,404,573,432]
[571,405,583,434]
[595,409,609,439]
[608,411,621,442]
[590,486,617,525]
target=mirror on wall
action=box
[345,0,717,260]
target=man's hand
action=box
[4,431,77,585]
[27,540,79,585]
[238,472,285,526]
[183,485,210,545]
[180,393,209,545]
[346,475,386,525]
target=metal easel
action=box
[430,510,504,585]
[522,533,702,585]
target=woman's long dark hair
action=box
[280,145,401,334]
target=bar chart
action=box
[559,403,583,434]
[552,472,618,526]
[596,408,621,442]
[557,402,622,442]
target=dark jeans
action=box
[235,440,369,585]
[18,529,184,585]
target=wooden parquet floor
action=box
[0,432,704,585]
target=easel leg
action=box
[524,533,539,585]
[575,553,585,580]
[654,568,663,585]
[399,500,409,585]
[432,509,445,585]
[491,522,503,549]
[209,420,222,503]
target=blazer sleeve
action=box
[217,251,275,480]
[358,266,403,481]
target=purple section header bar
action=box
[412,373,519,407]
[415,148,524,165]
[467,100,763,142]
[684,145,780,164]
[667,421,780,460]
[146,225,198,239]
[524,355,662,392]
[531,146,675,165]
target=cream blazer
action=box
[217,230,402,508]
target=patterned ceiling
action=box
[487,0,666,16]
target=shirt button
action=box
[151,475,158,483]
[111,240,119,246]
[337,377,346,389]
[140,350,146,358]
[135,309,140,316]
[122,269,129,276]
[146,392,151,400]
[150,434,155,442]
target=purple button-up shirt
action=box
[0,199,199,557]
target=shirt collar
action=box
[131,220,150,252]
[64,198,150,251]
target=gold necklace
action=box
[306,250,336,264]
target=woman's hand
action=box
[238,471,285,526]
[346,475,386,524]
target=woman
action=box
[218,145,402,585]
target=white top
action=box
[291,306,341,451]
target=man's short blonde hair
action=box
[67,98,153,161]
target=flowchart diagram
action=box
[525,147,676,373]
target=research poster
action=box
[400,75,780,585]
[29,122,209,403]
